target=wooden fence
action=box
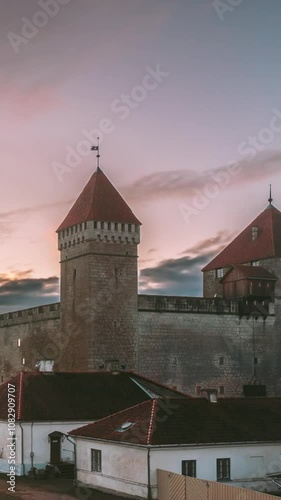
[157,469,280,500]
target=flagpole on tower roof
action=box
[91,137,100,170]
[268,184,273,206]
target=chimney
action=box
[201,388,218,403]
[35,360,54,373]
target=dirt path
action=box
[0,478,128,500]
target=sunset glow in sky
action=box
[1,0,281,312]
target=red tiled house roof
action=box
[57,168,141,231]
[203,205,281,272]
[0,372,188,422]
[220,265,277,282]
[70,397,281,445]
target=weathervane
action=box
[91,137,100,169]
[268,184,273,206]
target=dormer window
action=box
[216,268,224,279]
[252,226,258,241]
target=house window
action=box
[128,224,132,232]
[91,449,101,472]
[252,226,258,241]
[182,460,196,477]
[94,221,97,229]
[217,458,230,480]
[254,357,259,365]
[101,222,104,229]
[108,222,111,230]
[219,357,224,366]
[219,385,225,395]
[216,268,224,279]
[115,223,118,230]
[84,222,87,230]
[121,223,125,232]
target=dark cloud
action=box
[181,231,233,256]
[124,151,281,202]
[139,232,231,296]
[0,273,59,314]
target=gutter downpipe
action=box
[19,423,25,476]
[147,446,152,500]
[30,422,34,469]
[66,435,77,484]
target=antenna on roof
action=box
[268,184,273,206]
[91,137,100,170]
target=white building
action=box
[0,370,185,476]
[70,397,281,499]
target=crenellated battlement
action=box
[138,295,239,314]
[138,295,275,316]
[58,220,140,250]
[0,302,60,327]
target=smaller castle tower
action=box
[57,167,141,372]
[202,190,281,299]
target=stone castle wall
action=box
[0,304,61,381]
[1,293,280,398]
[137,295,281,397]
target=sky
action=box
[1,0,281,312]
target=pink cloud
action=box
[0,78,65,120]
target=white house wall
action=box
[150,443,281,488]
[75,439,281,499]
[0,420,91,476]
[75,438,149,499]
[0,422,22,476]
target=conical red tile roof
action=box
[203,204,281,271]
[57,168,141,231]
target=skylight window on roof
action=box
[116,421,135,432]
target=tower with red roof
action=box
[56,167,141,372]
[202,195,281,299]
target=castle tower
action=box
[202,193,281,298]
[56,167,141,372]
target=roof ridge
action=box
[269,207,276,257]
[130,373,192,398]
[86,169,98,221]
[147,399,157,445]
